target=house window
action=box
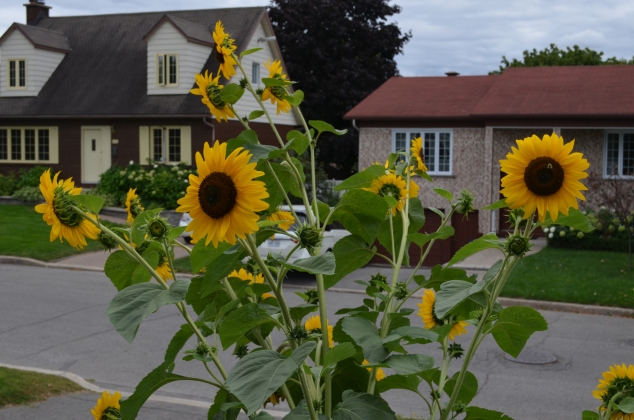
[605,131,634,177]
[8,59,27,89]
[157,54,178,86]
[252,63,260,86]
[151,127,181,163]
[393,129,453,175]
[0,127,53,163]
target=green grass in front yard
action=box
[173,255,193,274]
[0,204,109,261]
[501,247,634,308]
[0,367,83,407]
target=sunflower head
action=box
[417,289,468,341]
[500,133,589,223]
[35,169,100,249]
[366,173,419,215]
[261,60,292,115]
[266,208,295,231]
[264,391,286,408]
[125,188,144,223]
[176,141,269,247]
[362,359,386,381]
[304,315,334,348]
[190,70,236,123]
[593,364,634,416]
[296,224,323,252]
[212,21,237,79]
[505,235,531,257]
[410,137,428,172]
[147,216,171,240]
[91,390,122,420]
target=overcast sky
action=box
[1,0,633,77]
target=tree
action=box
[268,0,411,179]
[491,43,634,74]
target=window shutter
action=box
[180,126,191,164]
[139,126,150,164]
[49,126,59,164]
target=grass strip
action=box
[0,367,84,407]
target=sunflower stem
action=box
[430,336,450,419]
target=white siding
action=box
[146,22,211,95]
[229,21,298,126]
[0,30,65,97]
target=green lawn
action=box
[0,367,83,407]
[173,255,193,274]
[0,204,109,261]
[501,247,634,308]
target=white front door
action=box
[82,128,110,183]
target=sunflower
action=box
[35,169,100,249]
[593,364,634,419]
[367,173,420,214]
[190,70,236,122]
[176,141,269,247]
[418,289,468,341]
[362,359,386,381]
[305,315,334,348]
[261,60,292,114]
[266,208,295,231]
[212,21,237,79]
[410,137,428,172]
[91,390,121,420]
[156,261,173,281]
[228,268,272,299]
[125,188,144,223]
[263,391,286,408]
[500,133,589,223]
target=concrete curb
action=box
[0,362,290,418]
[2,256,632,318]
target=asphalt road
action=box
[0,264,631,419]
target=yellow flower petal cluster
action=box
[91,390,121,420]
[176,141,269,247]
[156,262,173,281]
[35,169,100,249]
[190,70,236,122]
[362,359,386,381]
[305,315,334,348]
[263,391,286,408]
[367,173,419,214]
[229,268,273,299]
[500,133,589,223]
[125,188,144,223]
[410,137,428,172]
[593,364,634,420]
[418,289,468,341]
[262,60,291,115]
[266,208,295,231]
[212,21,237,79]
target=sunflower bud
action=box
[101,407,121,420]
[394,282,408,300]
[507,208,526,229]
[370,272,388,292]
[255,88,265,97]
[505,235,530,256]
[98,230,119,250]
[148,217,170,240]
[448,342,464,359]
[235,345,249,359]
[288,325,309,342]
[303,289,319,305]
[452,402,467,414]
[455,189,475,217]
[195,342,209,358]
[296,225,323,252]
[239,77,249,89]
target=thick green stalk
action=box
[430,336,450,419]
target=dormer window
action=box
[157,54,178,86]
[8,59,27,89]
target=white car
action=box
[179,205,350,262]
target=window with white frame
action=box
[152,127,181,163]
[0,127,54,162]
[7,59,27,89]
[605,131,634,177]
[156,54,178,86]
[252,62,260,86]
[393,129,452,175]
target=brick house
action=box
[0,1,299,184]
[345,66,634,264]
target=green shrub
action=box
[17,166,50,189]
[0,173,18,196]
[97,162,195,210]
[547,208,633,252]
[84,188,118,208]
[12,186,43,202]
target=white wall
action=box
[146,22,212,95]
[0,30,66,97]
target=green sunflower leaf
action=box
[408,225,455,248]
[262,77,295,87]
[323,234,375,289]
[248,110,265,121]
[482,199,508,210]
[282,401,330,420]
[376,374,422,394]
[104,250,159,291]
[335,164,386,191]
[581,411,600,420]
[443,370,479,404]
[331,390,397,420]
[243,143,280,162]
[190,240,232,274]
[490,306,548,358]
[541,208,594,233]
[285,130,310,155]
[433,188,454,203]
[164,324,193,364]
[309,120,348,136]
[381,354,434,375]
[281,252,336,275]
[464,407,514,420]
[341,317,387,364]
[69,194,104,216]
[240,47,263,58]
[218,302,277,350]
[434,280,485,319]
[330,189,388,244]
[258,162,294,209]
[220,83,245,104]
[323,343,357,370]
[285,90,304,107]
[446,232,503,267]
[616,397,634,414]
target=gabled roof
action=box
[0,22,70,53]
[345,65,634,121]
[143,14,214,47]
[0,7,265,117]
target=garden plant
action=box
[32,21,631,420]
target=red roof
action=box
[345,66,634,120]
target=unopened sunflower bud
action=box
[195,342,210,357]
[469,308,484,323]
[507,208,526,228]
[288,325,308,341]
[452,402,467,414]
[239,78,249,89]
[394,282,408,300]
[255,88,265,97]
[148,217,170,240]
[312,399,323,412]
[296,224,322,252]
[304,289,319,305]
[98,230,119,250]
[455,189,475,217]
[448,342,464,359]
[505,235,530,256]
[235,345,249,359]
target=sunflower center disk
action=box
[379,183,402,200]
[213,43,225,64]
[524,157,564,196]
[198,172,238,219]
